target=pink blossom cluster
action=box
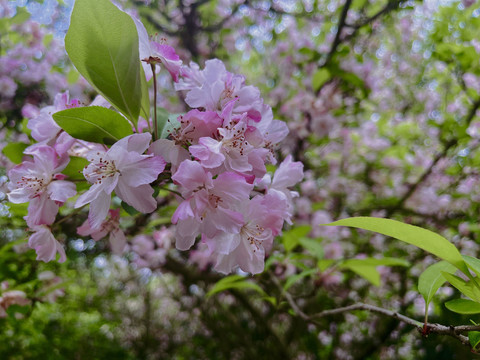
[150,57,303,274]
[6,17,303,275]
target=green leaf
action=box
[53,106,133,145]
[298,238,323,259]
[442,272,480,302]
[121,201,139,216]
[340,257,408,286]
[469,331,480,350]
[312,68,330,92]
[343,257,410,267]
[326,217,469,276]
[463,255,480,278]
[62,156,89,180]
[341,262,380,286]
[283,269,317,291]
[418,261,457,306]
[2,142,28,164]
[445,299,480,314]
[65,0,143,124]
[155,107,170,136]
[207,275,265,297]
[318,259,335,272]
[282,225,311,252]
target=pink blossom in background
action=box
[77,209,126,255]
[0,290,30,318]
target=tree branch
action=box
[323,0,353,68]
[283,292,474,348]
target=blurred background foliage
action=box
[2,0,480,358]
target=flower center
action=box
[17,174,50,198]
[84,155,120,185]
[241,222,267,253]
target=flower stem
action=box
[151,64,158,141]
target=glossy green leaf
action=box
[327,217,469,275]
[53,106,133,145]
[442,272,480,302]
[469,331,480,350]
[418,261,457,306]
[207,275,265,297]
[2,142,28,164]
[445,299,480,314]
[65,0,143,124]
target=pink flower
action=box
[207,195,283,274]
[149,110,222,172]
[28,225,66,263]
[257,155,304,223]
[75,133,166,229]
[176,59,263,116]
[77,209,126,255]
[7,145,76,227]
[171,160,252,250]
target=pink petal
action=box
[47,180,76,203]
[109,228,127,255]
[115,182,157,213]
[88,191,111,229]
[25,194,58,227]
[120,155,165,187]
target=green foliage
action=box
[339,257,409,286]
[418,261,457,311]
[441,272,480,303]
[65,0,144,125]
[2,142,28,164]
[327,217,470,276]
[53,106,133,145]
[62,156,89,180]
[207,275,266,297]
[445,299,480,315]
[312,68,331,92]
[281,225,311,252]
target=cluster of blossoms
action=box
[6,14,303,274]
